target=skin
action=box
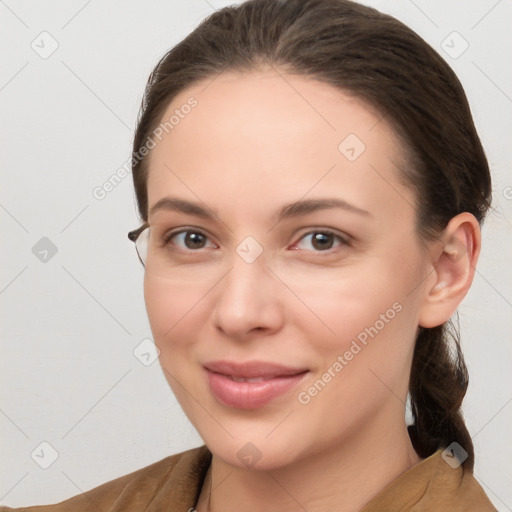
[142,67,480,512]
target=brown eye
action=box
[294,230,349,253]
[164,230,215,251]
[311,233,334,250]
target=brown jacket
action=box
[0,445,497,511]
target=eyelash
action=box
[161,228,351,255]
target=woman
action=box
[1,0,498,510]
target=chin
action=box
[198,427,311,471]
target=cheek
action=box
[143,275,203,348]
[290,269,404,346]
[143,275,206,406]
[289,257,422,390]
[292,276,418,427]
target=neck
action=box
[196,414,422,512]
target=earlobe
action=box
[418,213,481,328]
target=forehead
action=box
[145,68,414,225]
[155,67,390,152]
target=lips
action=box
[204,360,309,409]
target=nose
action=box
[211,249,285,341]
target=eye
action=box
[292,230,350,253]
[164,229,217,251]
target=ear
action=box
[418,212,481,328]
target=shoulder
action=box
[0,445,211,511]
[421,451,497,511]
[362,449,497,511]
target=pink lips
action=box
[204,360,308,410]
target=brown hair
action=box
[131,0,492,471]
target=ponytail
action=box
[408,320,474,471]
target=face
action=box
[143,67,430,470]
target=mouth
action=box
[229,376,275,383]
[203,360,309,409]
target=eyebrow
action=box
[148,196,371,222]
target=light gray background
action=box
[1,0,511,509]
